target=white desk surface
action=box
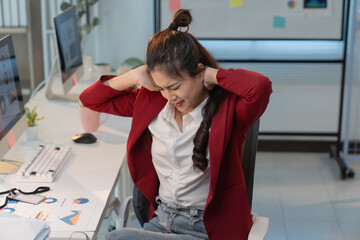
[0,79,132,239]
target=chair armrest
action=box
[103,196,133,228]
[248,212,269,240]
[118,196,133,227]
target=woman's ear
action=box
[197,63,205,72]
[197,63,206,82]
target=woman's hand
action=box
[105,65,159,91]
[203,67,219,90]
[130,65,158,91]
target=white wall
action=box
[86,0,154,70]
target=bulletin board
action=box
[157,0,345,40]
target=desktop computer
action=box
[0,35,27,164]
[45,6,84,101]
[0,35,72,180]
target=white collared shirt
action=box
[148,98,210,208]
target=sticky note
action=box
[230,0,243,8]
[169,0,181,11]
[7,130,15,149]
[273,16,286,28]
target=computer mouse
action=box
[72,133,97,144]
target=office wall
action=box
[220,61,341,135]
[89,0,360,141]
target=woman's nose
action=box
[165,90,176,101]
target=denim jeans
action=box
[108,198,209,240]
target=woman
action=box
[80,9,272,240]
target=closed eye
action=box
[155,82,180,91]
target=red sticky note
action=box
[7,130,15,149]
[72,73,78,86]
[169,0,181,11]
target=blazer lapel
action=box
[207,96,233,203]
[127,91,167,150]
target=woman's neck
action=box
[182,90,209,116]
[174,108,184,133]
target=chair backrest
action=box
[241,119,260,210]
[133,119,260,226]
[133,182,151,227]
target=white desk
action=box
[0,80,132,239]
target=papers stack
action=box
[0,211,50,240]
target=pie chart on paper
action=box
[42,198,58,204]
[73,198,89,204]
[0,207,15,213]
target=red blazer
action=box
[80,68,272,240]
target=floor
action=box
[103,152,360,240]
[252,152,360,240]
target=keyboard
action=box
[16,144,71,183]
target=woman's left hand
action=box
[203,67,219,90]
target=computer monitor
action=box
[0,35,27,162]
[46,6,84,101]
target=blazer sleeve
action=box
[79,75,140,117]
[216,68,272,130]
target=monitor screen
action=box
[0,35,26,161]
[53,6,83,94]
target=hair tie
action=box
[168,22,178,31]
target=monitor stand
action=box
[0,115,27,174]
[45,58,80,102]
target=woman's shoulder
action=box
[136,87,161,96]
[134,87,164,102]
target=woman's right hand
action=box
[130,65,158,91]
[104,65,159,92]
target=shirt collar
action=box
[161,101,175,123]
[188,97,208,124]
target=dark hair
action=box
[146,9,226,172]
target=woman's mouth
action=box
[174,101,184,108]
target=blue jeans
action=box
[108,198,209,240]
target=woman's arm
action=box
[80,65,158,117]
[103,65,158,92]
[204,67,272,129]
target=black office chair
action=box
[117,119,268,239]
[241,119,260,210]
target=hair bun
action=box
[172,9,192,30]
[168,22,178,30]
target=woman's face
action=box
[150,67,208,115]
